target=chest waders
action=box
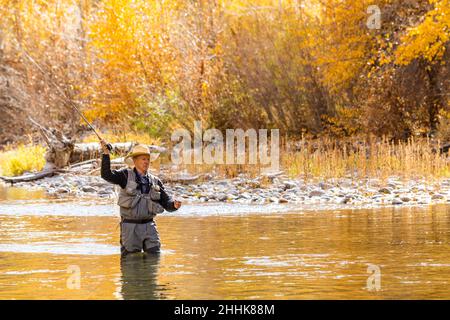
[118,169,165,255]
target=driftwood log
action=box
[28,117,75,169]
[0,142,167,184]
[0,117,78,184]
[0,118,167,184]
[0,169,56,184]
[159,173,213,184]
[69,142,166,163]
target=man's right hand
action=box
[100,140,110,155]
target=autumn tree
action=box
[0,0,448,145]
[362,0,449,139]
[395,0,449,136]
[0,0,94,143]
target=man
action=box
[100,141,181,256]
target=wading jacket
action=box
[101,154,177,219]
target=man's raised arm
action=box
[100,140,127,189]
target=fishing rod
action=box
[20,48,112,151]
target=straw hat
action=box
[124,144,152,167]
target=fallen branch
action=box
[159,173,212,184]
[69,142,166,163]
[0,140,167,183]
[0,168,56,184]
[68,158,99,169]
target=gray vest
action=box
[117,169,165,220]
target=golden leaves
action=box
[395,0,450,65]
[86,0,179,124]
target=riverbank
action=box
[3,170,450,208]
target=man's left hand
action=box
[174,200,182,209]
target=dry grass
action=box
[2,136,449,181]
[283,136,450,183]
[170,136,450,182]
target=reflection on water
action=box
[120,254,167,300]
[0,186,47,201]
[0,243,118,255]
[0,194,449,299]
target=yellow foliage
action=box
[395,0,450,64]
[82,132,160,145]
[306,0,390,92]
[0,145,46,177]
[322,106,363,137]
[0,0,447,142]
[85,0,180,124]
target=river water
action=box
[0,186,449,299]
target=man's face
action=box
[133,154,150,173]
